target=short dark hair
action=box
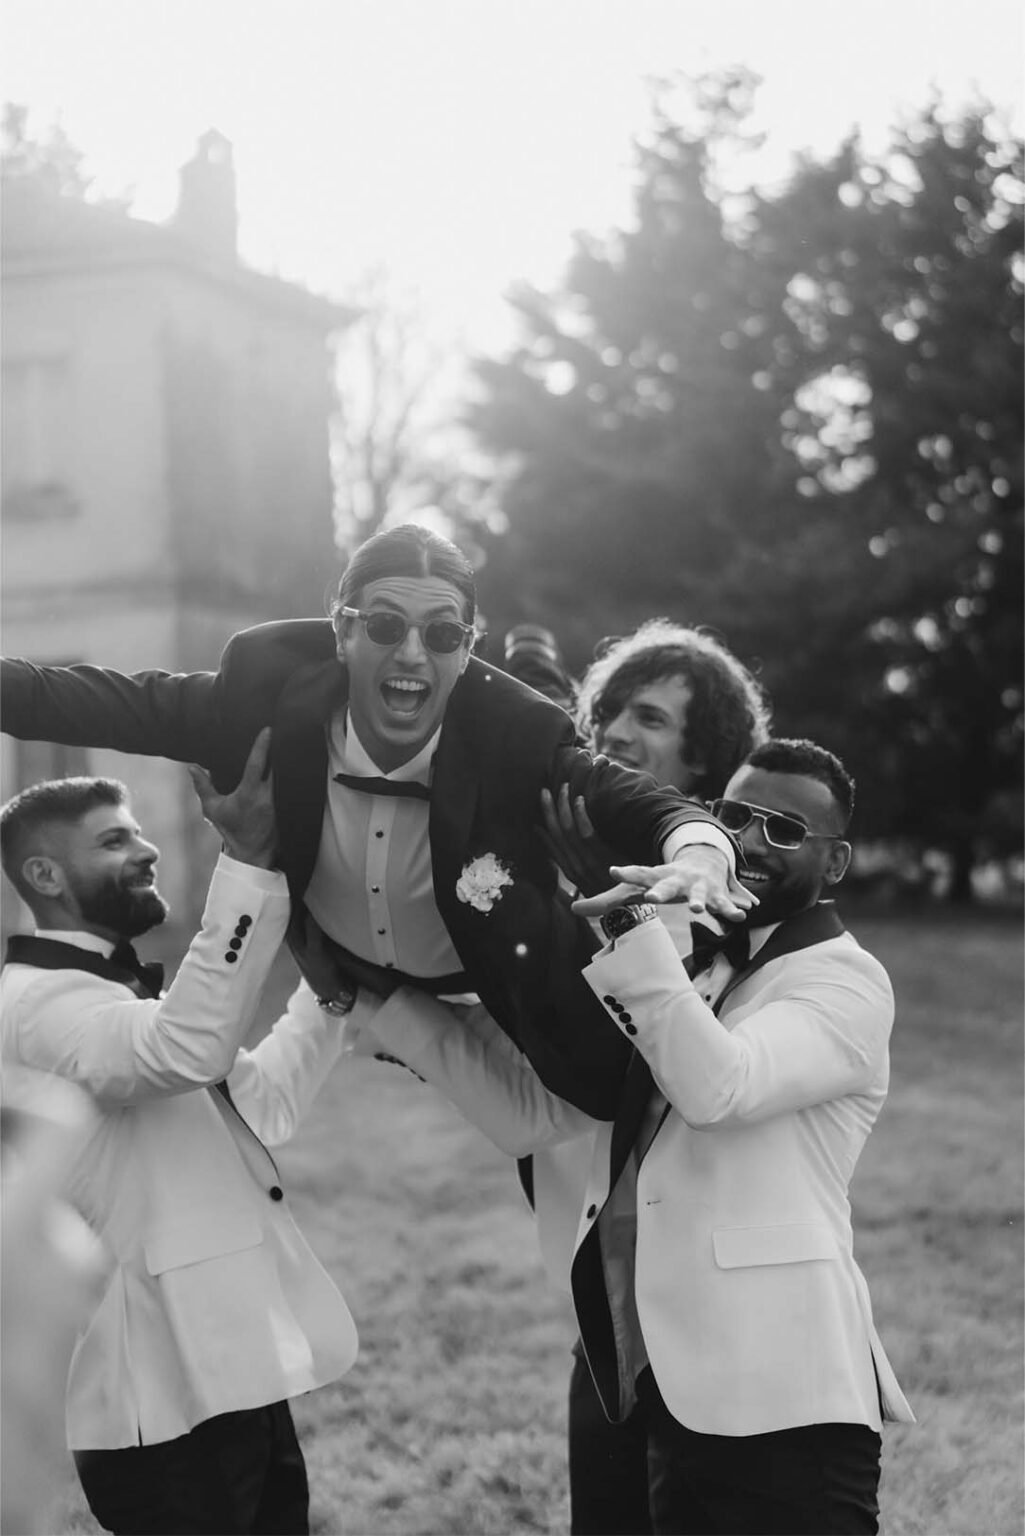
[1,777,128,902]
[333,524,477,623]
[576,620,772,799]
[743,738,855,831]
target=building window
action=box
[1,354,78,519]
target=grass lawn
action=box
[45,907,1023,1536]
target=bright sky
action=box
[3,0,1022,351]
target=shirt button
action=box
[377,928,386,936]
[371,885,381,894]
[374,830,384,839]
[269,1186,284,1202]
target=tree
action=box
[331,266,466,554]
[748,103,1023,891]
[1,102,129,208]
[469,78,1023,894]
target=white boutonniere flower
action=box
[456,852,514,914]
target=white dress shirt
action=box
[304,713,464,980]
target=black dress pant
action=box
[637,1367,882,1536]
[568,1344,652,1534]
[74,1400,309,1535]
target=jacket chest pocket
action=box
[144,1213,264,1276]
[712,1223,836,1269]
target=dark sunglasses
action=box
[341,606,474,656]
[710,798,843,852]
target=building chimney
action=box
[174,129,238,259]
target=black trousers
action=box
[569,1345,652,1534]
[570,1354,881,1536]
[74,1400,309,1535]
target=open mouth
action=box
[381,678,430,717]
[739,866,771,887]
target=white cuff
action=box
[214,852,289,893]
[661,823,735,869]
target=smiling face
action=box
[48,804,167,940]
[727,764,851,926]
[337,575,473,771]
[595,674,700,792]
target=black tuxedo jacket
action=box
[2,626,712,1116]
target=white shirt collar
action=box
[33,928,115,958]
[342,711,440,786]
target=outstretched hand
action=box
[188,728,277,869]
[572,845,757,922]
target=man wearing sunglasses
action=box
[356,736,914,1533]
[0,524,752,1119]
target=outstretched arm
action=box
[3,734,288,1103]
[344,989,598,1157]
[583,919,893,1127]
[1,657,220,767]
[549,747,755,923]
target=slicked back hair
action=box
[743,738,855,832]
[1,777,129,902]
[577,619,772,800]
[333,524,477,623]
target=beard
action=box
[76,872,169,938]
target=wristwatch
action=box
[599,902,660,942]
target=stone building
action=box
[1,131,355,934]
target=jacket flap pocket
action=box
[144,1213,263,1276]
[713,1222,836,1269]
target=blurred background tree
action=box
[1,100,130,207]
[331,266,451,553]
[468,74,1023,897]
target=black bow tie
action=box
[109,939,165,998]
[334,772,430,801]
[689,922,751,976]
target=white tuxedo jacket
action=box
[357,906,914,1438]
[1,856,357,1450]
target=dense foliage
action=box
[468,77,1023,891]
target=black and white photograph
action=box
[1,2,1021,1533]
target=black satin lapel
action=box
[714,902,845,1014]
[271,659,347,899]
[429,694,481,905]
[608,1049,656,1189]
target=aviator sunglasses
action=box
[340,606,475,655]
[710,798,843,852]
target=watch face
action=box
[600,903,655,941]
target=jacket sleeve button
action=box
[586,1203,597,1219]
[225,952,238,964]
[625,1023,638,1036]
[269,1186,284,1201]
